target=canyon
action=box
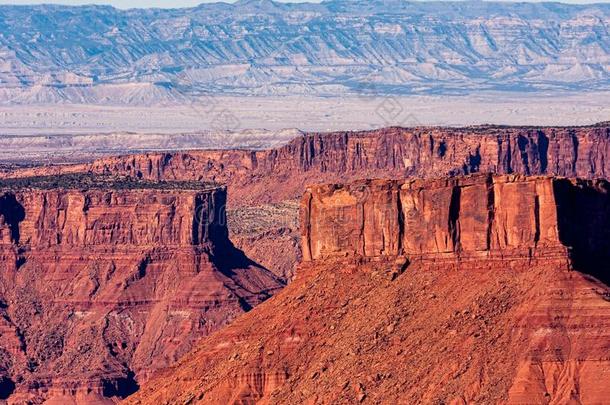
[0,174,282,404]
[0,125,609,404]
[125,174,610,404]
[0,1,608,403]
[5,123,609,281]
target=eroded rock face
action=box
[125,174,610,405]
[2,124,608,281]
[0,183,282,404]
[87,124,610,202]
[3,124,610,207]
[301,174,610,272]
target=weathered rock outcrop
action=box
[126,174,610,405]
[0,175,282,404]
[86,124,610,204]
[301,175,594,261]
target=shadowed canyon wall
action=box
[0,180,282,404]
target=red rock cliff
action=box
[2,188,224,249]
[0,176,282,404]
[86,123,610,204]
[3,124,609,206]
[124,174,610,405]
[3,124,608,281]
[301,174,610,276]
[301,175,566,261]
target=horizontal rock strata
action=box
[124,174,610,405]
[301,174,610,270]
[2,124,608,281]
[2,124,610,206]
[0,178,282,404]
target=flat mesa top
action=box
[0,173,220,191]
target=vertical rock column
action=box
[192,186,229,248]
[301,180,403,261]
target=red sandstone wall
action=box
[1,188,227,248]
[87,125,610,183]
[2,124,609,206]
[0,185,281,404]
[300,175,579,262]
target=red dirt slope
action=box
[123,258,610,404]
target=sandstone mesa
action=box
[0,175,282,404]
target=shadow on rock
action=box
[554,178,610,286]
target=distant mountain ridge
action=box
[0,0,608,104]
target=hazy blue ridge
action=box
[0,0,608,104]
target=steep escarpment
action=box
[0,175,282,404]
[3,124,609,281]
[301,175,610,262]
[126,175,610,405]
[86,124,610,204]
[4,124,610,206]
[302,174,610,285]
